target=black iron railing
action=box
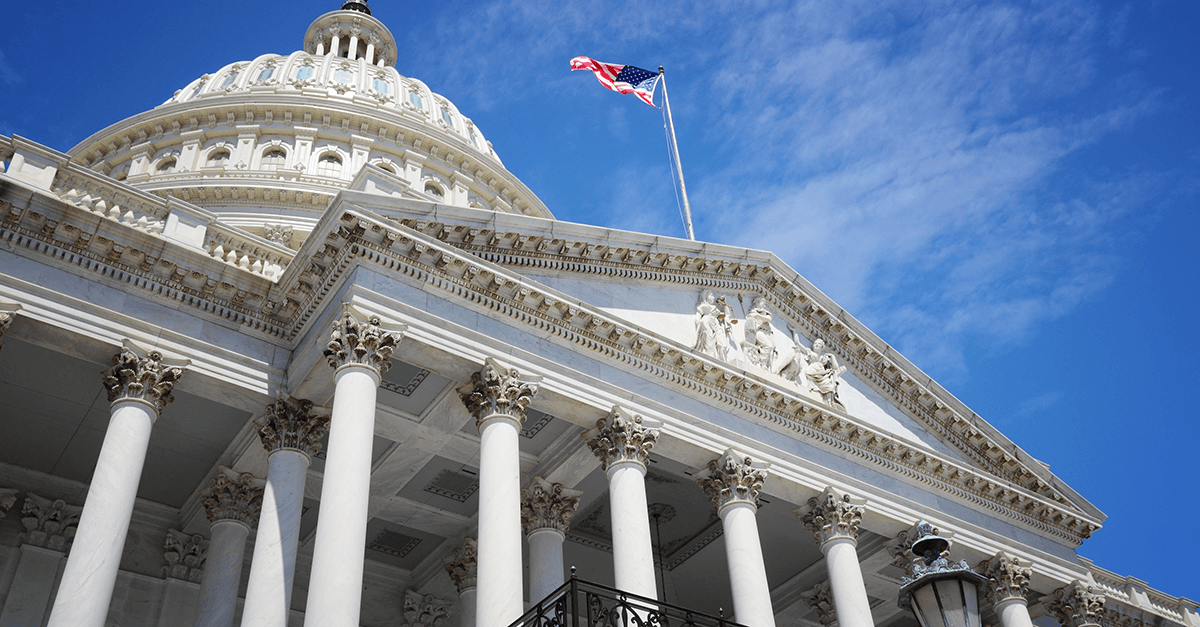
[509,575,747,627]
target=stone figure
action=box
[794,338,847,409]
[693,289,733,361]
[741,297,777,370]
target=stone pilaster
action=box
[162,529,207,582]
[1046,581,1105,627]
[443,537,479,593]
[0,302,20,350]
[403,590,452,627]
[982,552,1032,606]
[200,469,263,526]
[799,487,865,548]
[803,582,837,627]
[582,407,660,471]
[324,308,404,375]
[255,395,330,457]
[695,451,768,512]
[521,476,582,535]
[101,344,186,411]
[458,358,539,428]
[20,493,82,551]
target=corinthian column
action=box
[194,469,262,627]
[1046,581,1105,627]
[47,344,185,627]
[443,538,478,627]
[458,359,540,627]
[798,487,872,627]
[522,476,582,603]
[696,451,775,627]
[241,397,329,627]
[583,407,661,600]
[981,552,1034,627]
[305,310,405,627]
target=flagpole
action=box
[659,66,696,241]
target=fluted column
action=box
[241,397,329,627]
[305,310,405,627]
[981,552,1034,627]
[458,359,540,627]
[443,538,478,627]
[583,407,661,599]
[798,487,872,627]
[194,470,262,627]
[47,345,185,627]
[522,476,582,603]
[1046,581,1105,627]
[696,451,775,627]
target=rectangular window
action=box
[296,66,314,81]
[220,72,239,88]
[441,108,454,127]
[373,78,389,94]
[257,67,275,81]
[409,91,423,109]
[335,69,352,84]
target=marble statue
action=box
[741,297,777,370]
[694,289,734,361]
[789,337,846,409]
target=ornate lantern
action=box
[898,521,988,627]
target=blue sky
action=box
[2,0,1197,598]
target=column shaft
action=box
[304,365,379,627]
[823,538,873,627]
[241,449,309,627]
[721,503,775,627]
[47,399,156,627]
[996,599,1034,627]
[528,528,565,604]
[458,588,477,627]
[476,417,524,627]
[608,462,656,599]
[193,520,250,627]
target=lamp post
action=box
[898,521,988,627]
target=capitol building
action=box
[0,4,1193,627]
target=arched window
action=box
[295,66,314,81]
[262,148,287,170]
[424,182,444,199]
[373,78,389,95]
[409,90,424,109]
[206,150,230,167]
[316,153,342,177]
[256,66,275,82]
[157,158,177,173]
[220,72,239,89]
[376,163,396,174]
[440,107,454,128]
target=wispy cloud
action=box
[1017,391,1064,417]
[0,49,21,86]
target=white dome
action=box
[65,5,551,235]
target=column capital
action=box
[162,528,207,582]
[695,449,770,512]
[457,358,540,428]
[1046,581,1105,627]
[803,582,837,627]
[798,486,866,547]
[0,301,20,350]
[521,476,582,535]
[323,306,406,375]
[255,395,330,458]
[200,468,264,528]
[19,493,82,552]
[442,537,478,593]
[0,487,16,517]
[402,590,452,627]
[101,341,187,412]
[981,551,1033,606]
[582,406,662,472]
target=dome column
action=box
[46,345,185,627]
[798,487,873,627]
[304,309,405,627]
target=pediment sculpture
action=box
[691,290,846,410]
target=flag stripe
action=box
[570,56,659,107]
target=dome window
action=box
[190,80,207,99]
[316,153,343,177]
[206,151,230,167]
[376,163,396,174]
[373,79,389,94]
[424,182,444,199]
[157,158,177,173]
[262,149,287,170]
[408,91,424,110]
[335,69,352,84]
[256,66,275,82]
[440,107,454,128]
[467,125,478,146]
[220,72,239,89]
[296,66,314,81]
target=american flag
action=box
[570,56,661,107]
